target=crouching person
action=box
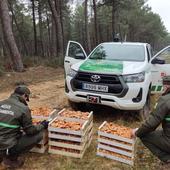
[0,85,49,169]
[132,76,170,170]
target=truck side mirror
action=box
[151,58,165,64]
[75,53,86,60]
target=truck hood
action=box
[72,59,145,75]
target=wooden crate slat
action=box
[49,119,92,138]
[99,121,107,130]
[83,121,93,137]
[49,140,85,150]
[48,141,89,158]
[98,131,133,144]
[57,110,93,123]
[48,148,83,158]
[97,151,133,166]
[49,133,82,142]
[32,115,48,119]
[49,125,93,144]
[98,137,133,151]
[32,109,57,120]
[98,143,133,157]
[49,113,87,125]
[54,115,85,124]
[48,126,82,135]
[49,119,89,136]
[88,136,93,147]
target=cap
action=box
[163,76,170,85]
[14,85,31,101]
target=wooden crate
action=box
[57,109,93,123]
[30,130,48,153]
[30,109,59,154]
[97,121,136,166]
[32,109,58,120]
[48,111,93,158]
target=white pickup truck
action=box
[64,41,170,118]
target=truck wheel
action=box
[139,91,151,120]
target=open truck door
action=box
[64,41,87,75]
[151,46,170,94]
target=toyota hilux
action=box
[64,41,170,118]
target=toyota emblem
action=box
[91,75,101,83]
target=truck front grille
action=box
[71,72,125,95]
[75,72,120,84]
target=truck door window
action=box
[68,42,85,59]
[156,47,170,64]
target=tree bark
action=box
[59,0,65,51]
[9,1,28,56]
[46,6,51,57]
[112,0,116,36]
[92,0,98,45]
[48,0,64,57]
[31,0,38,56]
[0,0,23,72]
[84,0,91,53]
[38,0,45,57]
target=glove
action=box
[40,120,49,129]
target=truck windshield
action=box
[89,43,145,61]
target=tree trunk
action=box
[46,5,51,57]
[48,0,64,57]
[0,0,23,72]
[9,1,28,56]
[31,0,38,56]
[92,0,98,45]
[59,0,65,51]
[112,0,116,36]
[51,19,57,57]
[38,0,45,57]
[84,0,91,53]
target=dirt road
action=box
[0,66,159,170]
[0,66,68,109]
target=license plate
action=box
[82,83,108,92]
[87,95,100,104]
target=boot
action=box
[2,155,24,169]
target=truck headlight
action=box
[67,69,77,77]
[123,72,145,83]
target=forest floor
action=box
[0,66,161,170]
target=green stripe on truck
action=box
[151,86,156,91]
[157,86,163,91]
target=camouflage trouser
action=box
[0,131,43,157]
[140,130,170,162]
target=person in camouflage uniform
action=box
[132,76,170,169]
[0,85,49,169]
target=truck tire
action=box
[138,91,151,120]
